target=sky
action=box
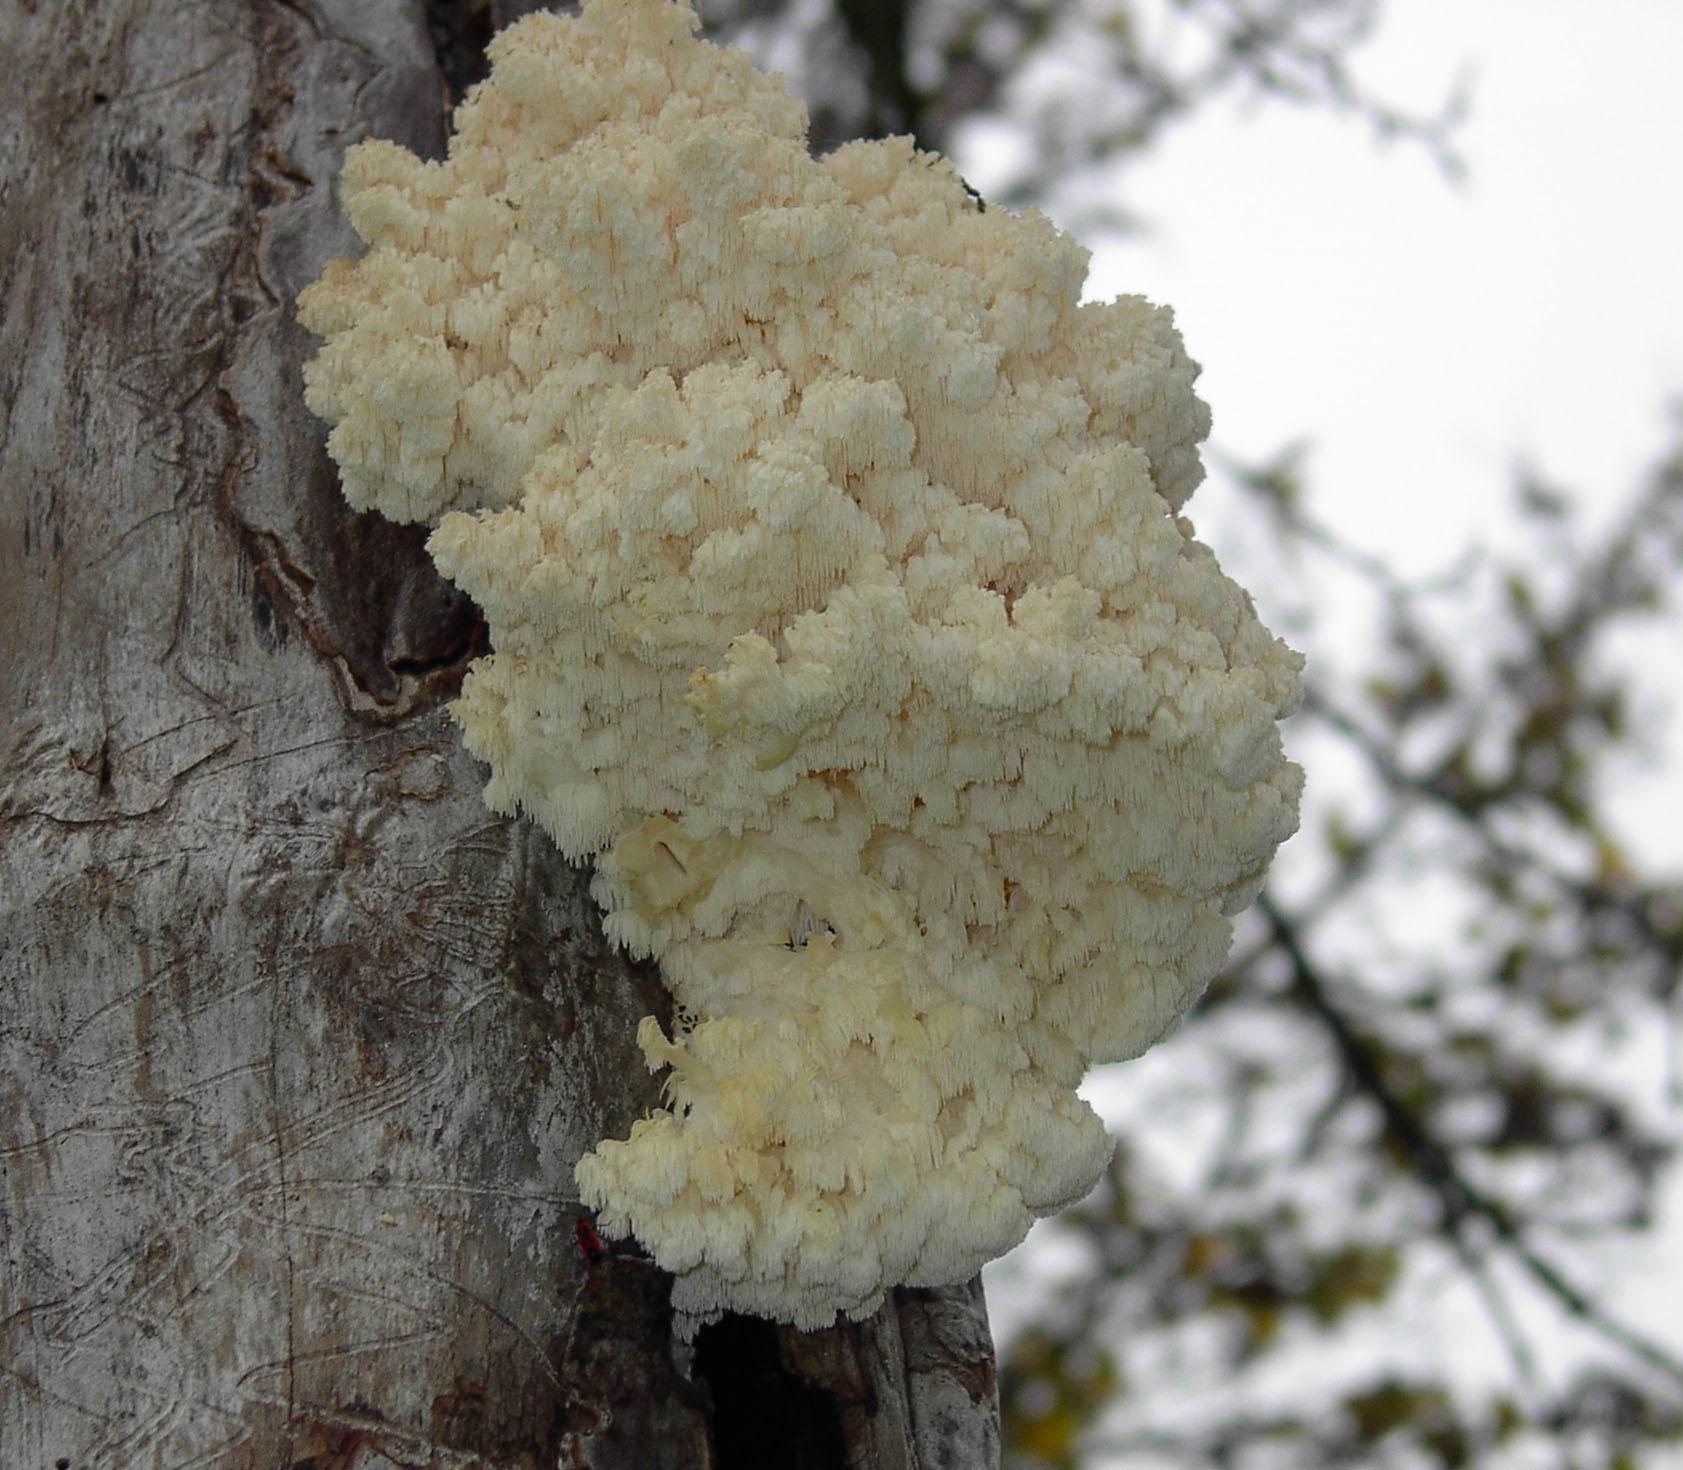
[1083,0,1683,571]
[967,0,1683,1451]
[958,0,1683,855]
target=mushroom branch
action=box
[297,0,1303,1330]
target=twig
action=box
[1260,893,1683,1390]
[1302,686,1683,997]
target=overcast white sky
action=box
[1084,0,1683,565]
[1076,0,1683,863]
[970,0,1683,1449]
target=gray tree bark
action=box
[0,1,1001,1465]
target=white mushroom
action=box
[299,0,1304,1330]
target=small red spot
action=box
[575,1216,605,1264]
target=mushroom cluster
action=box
[299,0,1303,1328]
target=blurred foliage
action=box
[1001,428,1683,1468]
[698,1,1683,1464]
[697,0,1466,223]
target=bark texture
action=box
[0,1,1000,1465]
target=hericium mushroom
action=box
[299,0,1304,1330]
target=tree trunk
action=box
[0,2,1001,1465]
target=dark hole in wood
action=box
[693,1314,847,1469]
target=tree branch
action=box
[1259,893,1683,1390]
